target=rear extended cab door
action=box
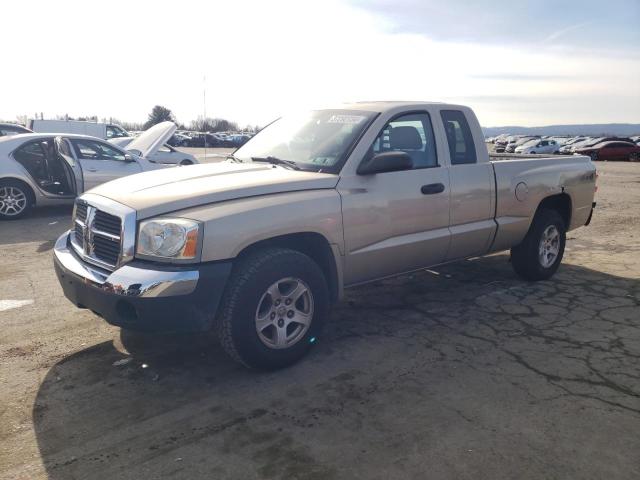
[436,107,496,261]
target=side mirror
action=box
[124,153,135,162]
[357,151,413,175]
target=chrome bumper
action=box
[53,231,199,298]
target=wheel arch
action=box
[535,192,572,229]
[235,232,342,303]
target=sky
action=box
[1,0,639,127]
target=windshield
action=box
[234,109,376,171]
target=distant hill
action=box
[482,124,640,137]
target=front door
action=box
[339,112,451,285]
[69,138,142,190]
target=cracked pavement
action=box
[0,160,638,479]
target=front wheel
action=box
[590,152,599,161]
[216,248,329,370]
[511,209,566,281]
[179,159,193,166]
[629,152,639,162]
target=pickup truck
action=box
[53,102,597,369]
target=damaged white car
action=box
[0,122,179,219]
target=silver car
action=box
[0,122,177,219]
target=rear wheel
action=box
[179,159,193,166]
[511,209,566,281]
[0,180,33,220]
[216,248,329,370]
[629,152,639,162]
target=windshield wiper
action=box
[251,156,300,170]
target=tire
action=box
[180,159,193,166]
[590,152,599,161]
[530,151,536,155]
[511,209,566,281]
[216,247,329,370]
[629,152,639,162]
[0,179,34,220]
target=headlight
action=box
[137,218,201,260]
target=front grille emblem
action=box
[82,206,96,256]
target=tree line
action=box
[8,105,260,133]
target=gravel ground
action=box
[0,159,638,480]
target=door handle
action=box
[421,183,445,195]
[87,168,98,172]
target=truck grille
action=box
[71,199,123,270]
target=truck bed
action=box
[488,153,596,252]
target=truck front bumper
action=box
[53,231,232,333]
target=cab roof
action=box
[333,101,461,113]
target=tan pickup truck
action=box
[54,102,597,369]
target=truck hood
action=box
[125,122,176,158]
[88,161,339,219]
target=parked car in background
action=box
[575,141,640,161]
[0,122,179,219]
[559,137,597,154]
[28,119,130,140]
[110,123,198,165]
[515,138,560,154]
[228,133,252,147]
[168,133,191,147]
[505,136,540,153]
[565,137,634,155]
[185,132,225,148]
[1,123,33,137]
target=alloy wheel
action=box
[255,277,314,349]
[0,186,28,217]
[538,225,560,268]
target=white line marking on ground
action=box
[0,299,34,312]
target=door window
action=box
[370,112,438,169]
[441,110,477,165]
[106,125,127,138]
[1,125,27,136]
[71,139,126,161]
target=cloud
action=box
[543,21,594,44]
[469,74,576,81]
[347,0,639,51]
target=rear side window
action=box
[13,140,51,179]
[441,110,477,165]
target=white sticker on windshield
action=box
[327,115,366,124]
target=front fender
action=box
[177,189,344,262]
